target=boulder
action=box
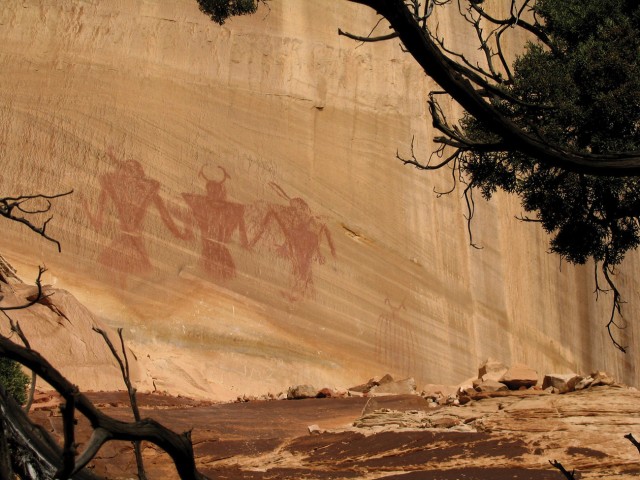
[421,384,457,400]
[369,377,417,396]
[575,376,593,390]
[307,424,323,435]
[500,363,538,390]
[456,377,477,393]
[474,379,509,393]
[287,385,317,400]
[478,358,508,382]
[429,417,461,429]
[542,374,581,393]
[459,387,476,397]
[591,371,615,387]
[347,390,365,397]
[349,375,392,393]
[378,374,395,385]
[316,388,336,398]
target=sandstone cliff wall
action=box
[0,0,637,399]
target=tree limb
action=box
[93,327,148,480]
[549,459,577,479]
[625,433,640,455]
[0,191,73,253]
[338,28,399,42]
[0,336,210,480]
[347,0,640,175]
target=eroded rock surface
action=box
[0,0,639,400]
[29,386,640,479]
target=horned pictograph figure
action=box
[182,165,248,281]
[251,182,336,301]
[376,298,417,377]
[84,149,188,285]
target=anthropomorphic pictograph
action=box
[376,298,417,377]
[84,148,189,285]
[182,166,248,281]
[251,182,336,301]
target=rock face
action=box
[0,0,639,399]
[0,270,150,392]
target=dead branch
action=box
[338,27,399,43]
[625,433,640,454]
[0,265,48,311]
[93,327,148,480]
[463,183,482,249]
[600,262,627,353]
[56,391,78,479]
[347,0,640,175]
[0,191,73,253]
[338,15,399,44]
[0,382,100,480]
[0,336,210,480]
[549,459,577,479]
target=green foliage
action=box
[195,0,258,24]
[0,357,29,405]
[461,0,640,267]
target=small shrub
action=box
[0,357,29,405]
[196,0,258,24]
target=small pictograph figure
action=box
[84,148,189,285]
[376,298,417,377]
[251,182,336,301]
[182,166,248,281]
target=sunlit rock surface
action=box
[30,387,640,479]
[0,0,638,400]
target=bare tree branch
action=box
[0,266,48,312]
[469,1,557,54]
[601,263,627,353]
[56,391,78,479]
[625,433,640,455]
[0,336,210,480]
[93,327,148,480]
[0,191,73,253]
[347,0,640,175]
[338,27,399,43]
[549,459,577,479]
[463,183,482,249]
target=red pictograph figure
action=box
[376,298,417,378]
[84,149,189,285]
[251,183,336,301]
[182,166,248,281]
